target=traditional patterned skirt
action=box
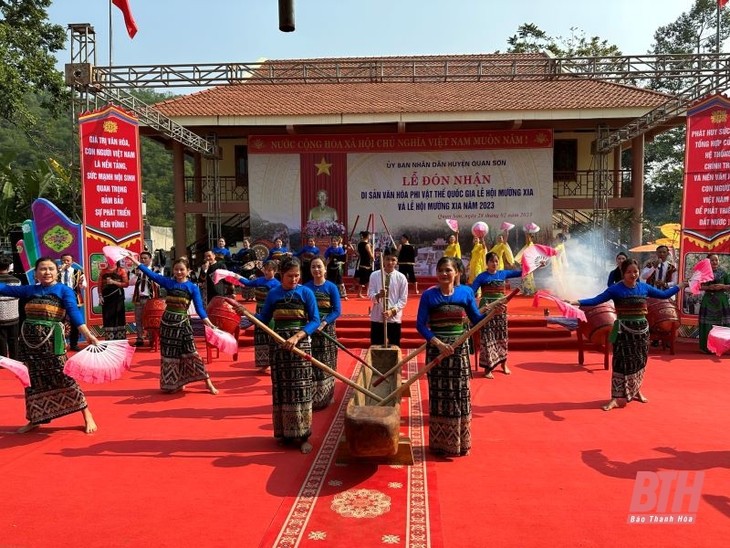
[426,336,471,456]
[311,322,337,409]
[254,325,271,368]
[269,327,313,441]
[698,290,730,352]
[610,319,649,401]
[19,321,87,425]
[159,309,209,391]
[102,289,127,340]
[479,309,508,371]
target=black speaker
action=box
[278,0,295,32]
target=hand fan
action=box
[205,325,238,354]
[521,244,558,276]
[532,290,587,322]
[707,325,730,357]
[0,355,31,388]
[688,258,714,295]
[212,269,243,286]
[63,340,135,383]
[102,245,133,265]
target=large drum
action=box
[646,297,679,333]
[142,298,166,330]
[207,296,240,334]
[579,302,617,345]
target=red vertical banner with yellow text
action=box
[79,104,143,325]
[680,94,730,324]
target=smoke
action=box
[535,229,614,301]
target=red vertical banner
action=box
[300,153,348,243]
[79,104,143,324]
[680,94,730,324]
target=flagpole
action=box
[108,0,113,66]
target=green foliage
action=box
[506,23,622,57]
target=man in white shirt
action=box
[640,245,678,290]
[368,249,408,346]
[132,251,160,346]
[58,253,87,350]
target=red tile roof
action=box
[154,54,672,118]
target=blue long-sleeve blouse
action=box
[304,279,342,324]
[137,264,208,319]
[416,285,485,342]
[578,282,680,307]
[257,285,321,336]
[0,282,85,326]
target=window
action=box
[554,139,577,181]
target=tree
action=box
[643,0,730,232]
[0,0,68,124]
[506,23,622,57]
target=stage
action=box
[0,305,728,547]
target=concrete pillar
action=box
[193,153,205,244]
[630,135,644,247]
[172,141,186,259]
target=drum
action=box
[646,297,679,333]
[579,302,617,345]
[142,298,167,329]
[207,296,240,334]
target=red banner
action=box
[79,104,143,323]
[679,94,730,324]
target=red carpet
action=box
[1,331,729,547]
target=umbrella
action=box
[659,223,681,239]
[655,237,680,248]
[629,244,659,253]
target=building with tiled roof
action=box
[146,53,680,256]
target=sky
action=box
[47,0,705,77]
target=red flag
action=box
[520,244,558,276]
[112,0,138,38]
[721,0,729,9]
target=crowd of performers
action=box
[2,231,730,461]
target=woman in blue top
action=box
[267,238,290,264]
[236,260,281,369]
[471,252,523,378]
[0,257,100,434]
[417,256,489,457]
[572,258,687,411]
[296,237,320,284]
[235,257,320,453]
[324,235,348,299]
[129,255,219,395]
[607,252,628,287]
[304,257,342,409]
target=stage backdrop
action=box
[248,130,553,272]
[79,104,144,324]
[680,93,730,324]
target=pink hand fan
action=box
[707,326,730,357]
[212,269,243,286]
[0,355,31,388]
[445,219,459,232]
[103,245,134,265]
[532,290,587,322]
[64,340,135,383]
[521,244,558,276]
[205,325,238,354]
[688,258,714,295]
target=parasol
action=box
[523,222,540,234]
[628,243,658,253]
[500,222,515,232]
[445,219,459,232]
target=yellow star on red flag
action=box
[314,157,332,176]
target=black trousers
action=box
[0,321,19,359]
[370,321,402,346]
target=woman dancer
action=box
[0,257,100,433]
[128,256,218,394]
[698,253,730,353]
[514,226,538,296]
[607,252,628,287]
[296,237,320,284]
[416,256,489,457]
[572,258,687,411]
[468,235,487,284]
[236,257,320,453]
[305,257,342,409]
[99,260,129,340]
[489,232,515,271]
[471,252,523,378]
[324,235,348,299]
[238,260,281,369]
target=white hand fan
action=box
[103,245,134,265]
[205,325,238,354]
[64,340,135,383]
[0,355,31,388]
